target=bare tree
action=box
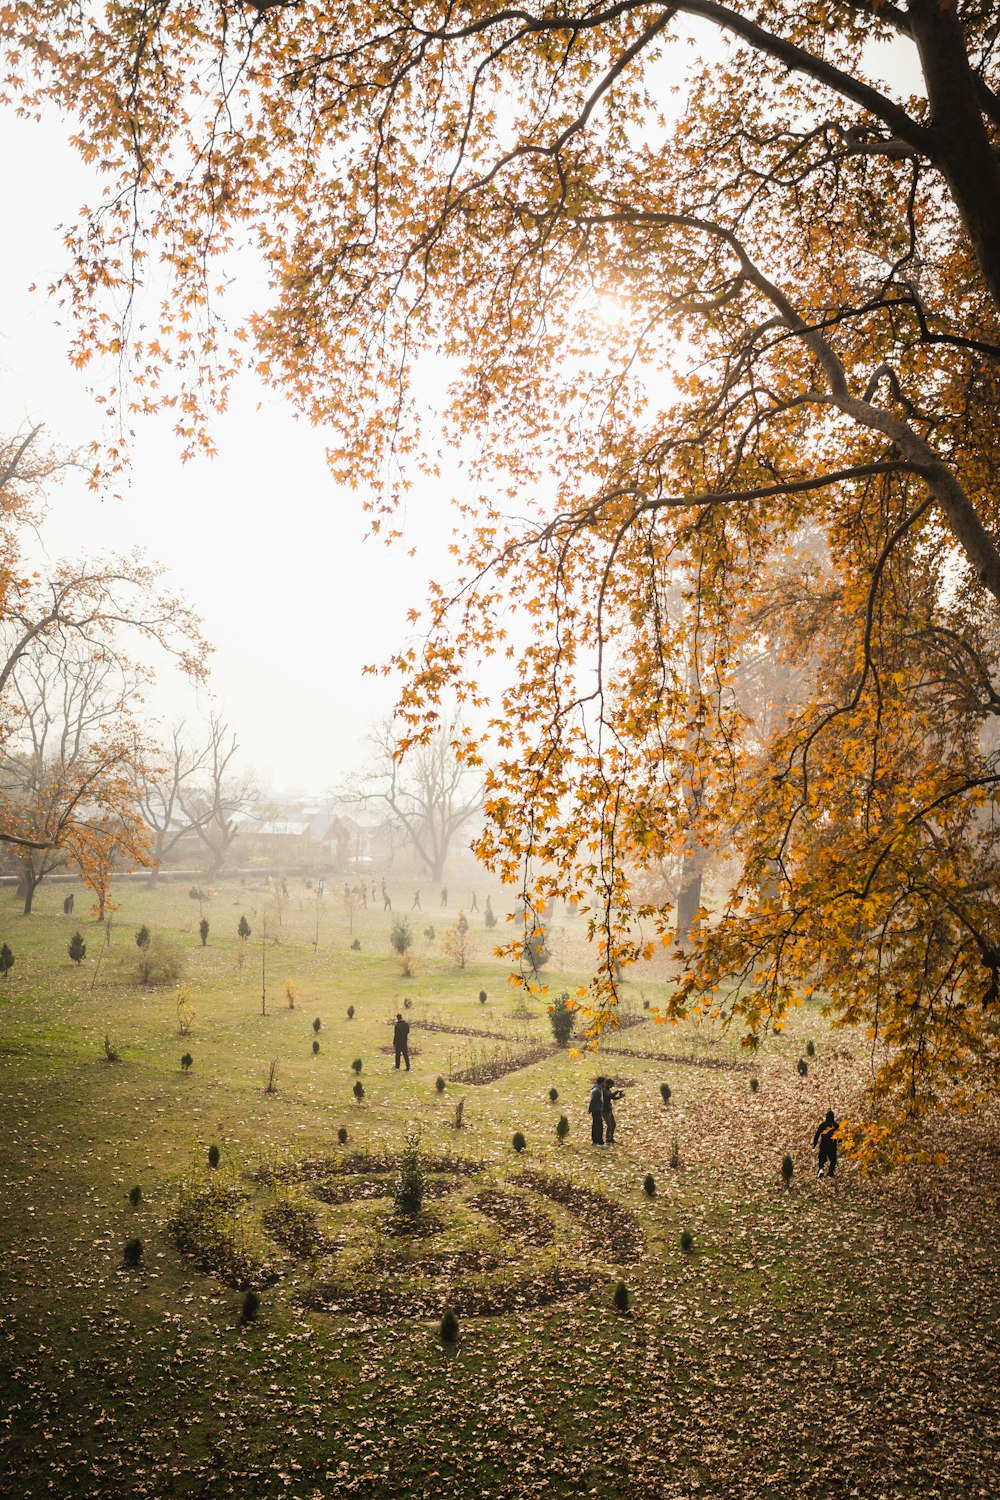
[134,721,223,876]
[175,715,257,878]
[351,721,483,883]
[0,642,152,914]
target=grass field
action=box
[0,876,997,1499]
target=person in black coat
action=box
[588,1078,606,1146]
[602,1077,624,1145]
[392,1012,411,1071]
[813,1109,839,1177]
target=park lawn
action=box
[0,877,997,1499]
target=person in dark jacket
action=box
[588,1078,606,1146]
[392,1012,411,1071]
[813,1109,839,1177]
[602,1077,624,1144]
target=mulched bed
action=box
[299,1263,602,1320]
[248,1152,486,1186]
[466,1187,555,1248]
[451,1043,558,1085]
[261,1202,335,1259]
[311,1176,463,1206]
[410,1020,511,1041]
[377,1211,444,1239]
[600,1044,752,1071]
[516,1169,645,1265]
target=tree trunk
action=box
[21,873,40,916]
[675,849,706,942]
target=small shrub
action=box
[453,1097,465,1130]
[199,917,209,947]
[796,1057,808,1077]
[548,1086,559,1103]
[0,942,13,980]
[642,1173,656,1198]
[347,1004,355,1020]
[283,979,297,1009]
[136,935,185,987]
[806,1039,816,1057]
[423,925,435,942]
[128,1185,142,1208]
[642,998,650,1009]
[69,931,87,965]
[208,1144,221,1169]
[102,1035,119,1063]
[612,1280,630,1313]
[549,992,576,1047]
[660,1082,672,1106]
[123,1238,143,1268]
[669,1137,680,1169]
[181,1052,193,1072]
[512,1131,526,1153]
[135,925,151,949]
[479,990,487,1005]
[556,1114,570,1144]
[393,1130,425,1216]
[353,1079,365,1103]
[337,1126,348,1145]
[439,1307,459,1344]
[312,1039,320,1056]
[435,1075,446,1093]
[749,1077,760,1093]
[680,1229,694,1255]
[351,1057,363,1075]
[237,915,251,940]
[350,938,361,951]
[781,1154,794,1189]
[240,1290,260,1324]
[312,1016,321,1034]
[403,996,412,1009]
[176,988,195,1036]
[265,1060,278,1094]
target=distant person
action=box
[588,1077,606,1147]
[470,891,479,912]
[813,1110,839,1178]
[382,880,391,912]
[63,893,74,915]
[440,886,448,907]
[602,1077,624,1145]
[411,890,422,911]
[484,895,496,928]
[360,880,368,908]
[392,1011,411,1071]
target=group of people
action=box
[587,1076,624,1146]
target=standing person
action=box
[588,1077,606,1147]
[602,1077,624,1145]
[470,891,479,912]
[440,886,448,907]
[392,1011,411,1071]
[382,880,392,912]
[813,1110,839,1177]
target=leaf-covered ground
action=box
[0,880,997,1498]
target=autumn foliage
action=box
[4,4,1000,1157]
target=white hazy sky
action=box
[2,107,453,796]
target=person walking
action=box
[392,1012,411,1071]
[602,1077,624,1145]
[382,880,392,912]
[588,1077,606,1146]
[813,1109,839,1178]
[470,890,479,912]
[411,890,422,911]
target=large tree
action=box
[7,2,1000,1154]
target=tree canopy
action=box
[5,1,1000,1156]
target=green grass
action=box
[0,874,997,1498]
